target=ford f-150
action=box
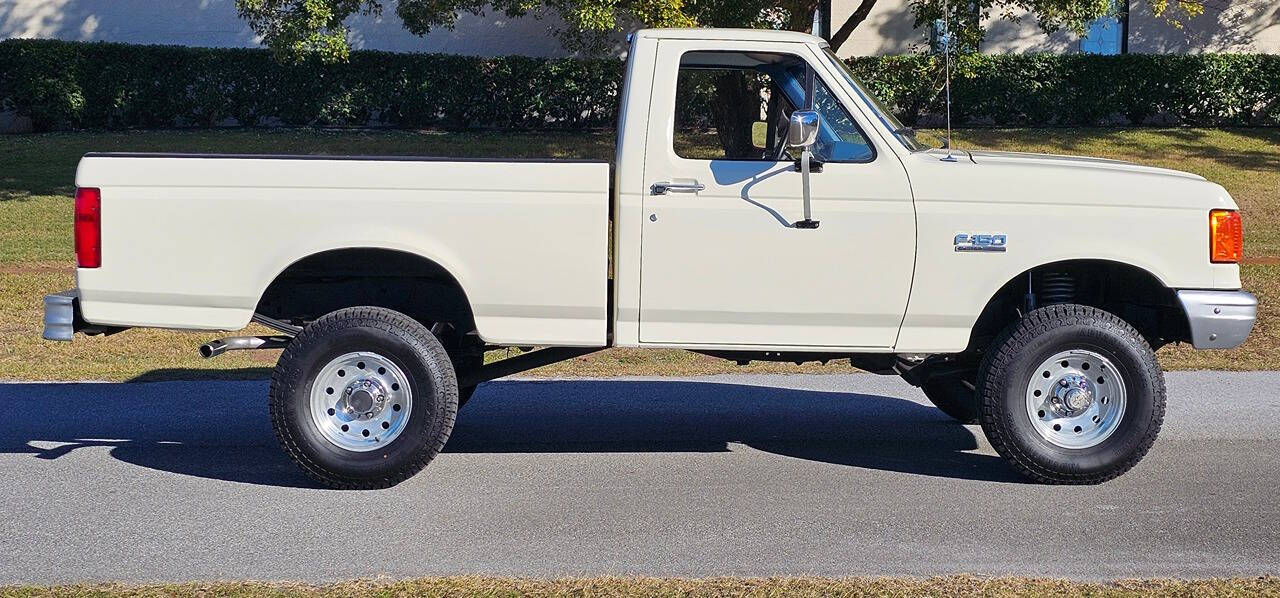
[43,28,1257,489]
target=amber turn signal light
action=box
[1210,209,1242,264]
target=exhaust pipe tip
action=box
[200,335,290,359]
[200,340,227,359]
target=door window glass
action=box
[672,51,873,163]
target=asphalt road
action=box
[2,371,1278,584]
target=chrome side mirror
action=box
[788,110,821,230]
[787,110,820,149]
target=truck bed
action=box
[73,153,611,347]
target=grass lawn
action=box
[4,576,1280,597]
[0,127,1276,381]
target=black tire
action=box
[269,306,458,489]
[978,304,1165,484]
[922,376,980,424]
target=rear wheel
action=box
[978,304,1165,484]
[269,307,458,489]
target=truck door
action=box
[638,40,916,349]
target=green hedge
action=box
[0,39,623,131]
[849,53,1280,127]
[3,38,1279,132]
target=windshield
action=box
[821,48,929,152]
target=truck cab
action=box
[614,30,916,350]
[46,28,1256,489]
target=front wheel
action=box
[978,304,1165,484]
[269,307,459,489]
[451,353,483,409]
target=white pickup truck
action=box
[45,28,1256,489]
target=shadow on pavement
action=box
[125,367,272,383]
[0,378,1020,488]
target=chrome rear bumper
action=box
[1177,289,1257,350]
[42,289,79,342]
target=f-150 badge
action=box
[954,233,1007,252]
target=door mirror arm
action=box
[786,110,822,229]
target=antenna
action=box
[940,0,958,162]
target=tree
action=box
[909,0,1205,52]
[237,0,1205,62]
[235,0,875,157]
[236,0,1201,153]
[235,0,882,60]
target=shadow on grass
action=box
[0,128,620,200]
[0,378,1021,489]
[957,127,1280,173]
[0,190,46,202]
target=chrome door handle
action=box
[651,181,705,195]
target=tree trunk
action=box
[830,0,879,52]
[709,70,759,159]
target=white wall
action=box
[829,0,1280,56]
[829,0,924,57]
[826,0,1081,57]
[1129,0,1280,53]
[984,0,1280,54]
[982,11,1076,53]
[0,0,573,56]
[3,0,1275,57]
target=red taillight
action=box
[74,187,101,268]
[1210,209,1243,264]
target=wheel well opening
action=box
[968,260,1189,352]
[256,248,477,337]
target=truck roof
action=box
[632,28,827,46]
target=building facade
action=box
[833,0,1280,56]
[2,0,1277,56]
[0,0,572,56]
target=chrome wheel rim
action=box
[1025,349,1127,449]
[309,351,413,452]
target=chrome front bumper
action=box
[1177,289,1257,349]
[42,289,79,341]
